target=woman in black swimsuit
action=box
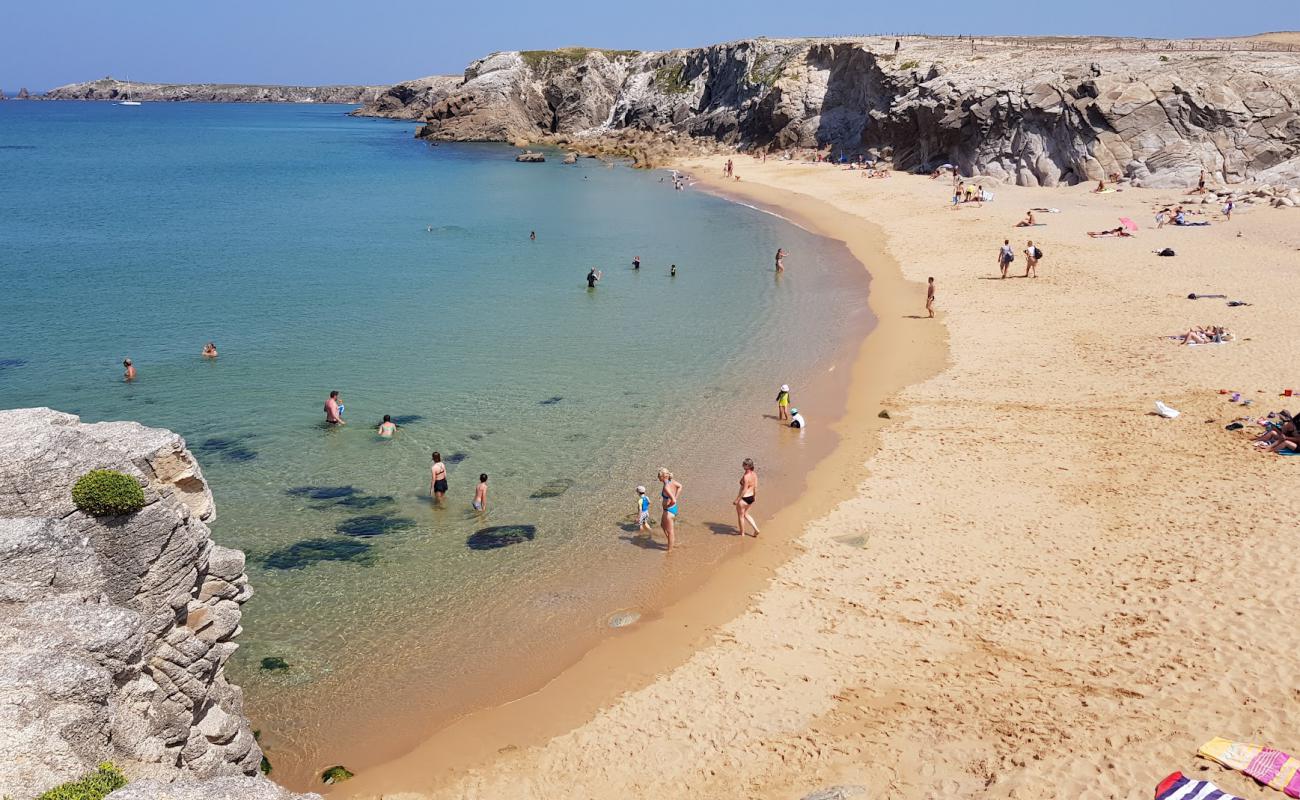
[429,451,448,505]
[734,458,760,537]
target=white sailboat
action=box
[118,78,142,106]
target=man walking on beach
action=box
[926,277,936,318]
[998,239,1015,279]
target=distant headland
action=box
[29,76,385,104]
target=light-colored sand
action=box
[346,161,1300,800]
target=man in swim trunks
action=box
[473,473,488,511]
[324,391,344,425]
[926,277,935,318]
[123,359,136,382]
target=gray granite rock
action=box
[0,409,307,799]
[106,777,322,800]
[402,38,1300,188]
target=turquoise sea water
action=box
[0,101,871,784]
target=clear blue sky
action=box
[3,0,1295,90]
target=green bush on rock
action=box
[71,469,146,517]
[37,763,128,800]
[321,765,354,784]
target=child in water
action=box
[473,474,488,512]
[775,384,791,421]
[636,485,651,531]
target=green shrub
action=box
[900,59,920,70]
[520,48,639,71]
[71,469,146,517]
[1159,55,1170,62]
[654,63,690,94]
[37,763,127,800]
[321,765,354,784]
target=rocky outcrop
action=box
[405,38,1300,187]
[16,87,31,100]
[42,77,385,104]
[349,74,460,120]
[0,408,315,800]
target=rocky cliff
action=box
[42,77,384,104]
[0,408,315,800]
[396,37,1300,188]
[349,74,461,119]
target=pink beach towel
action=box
[1198,737,1300,797]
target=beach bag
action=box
[1158,248,1176,257]
[1033,247,1043,259]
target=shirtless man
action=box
[123,359,136,382]
[202,342,218,358]
[324,391,344,425]
[926,277,936,318]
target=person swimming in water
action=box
[202,342,218,358]
[377,414,396,437]
[586,268,602,288]
[735,458,760,537]
[122,358,136,382]
[657,468,682,552]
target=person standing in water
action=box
[926,277,936,318]
[377,414,396,437]
[122,359,136,382]
[734,458,760,537]
[657,468,682,552]
[586,268,602,288]
[636,485,651,532]
[775,384,791,421]
[775,248,786,272]
[429,452,448,504]
[530,230,536,241]
[473,474,488,512]
[324,391,344,425]
[670,264,677,277]
[633,256,641,270]
[202,342,218,358]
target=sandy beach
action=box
[343,159,1299,800]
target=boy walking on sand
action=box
[926,277,936,318]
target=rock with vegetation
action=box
[72,469,147,517]
[36,763,127,800]
[41,77,386,104]
[400,36,1300,187]
[319,765,354,784]
[0,408,312,800]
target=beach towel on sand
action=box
[1199,737,1300,797]
[1157,771,1245,799]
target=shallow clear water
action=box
[0,101,870,784]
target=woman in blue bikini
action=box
[657,468,683,552]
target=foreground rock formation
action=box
[0,408,315,800]
[42,77,385,104]
[358,38,1300,187]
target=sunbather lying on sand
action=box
[1088,227,1133,238]
[1173,326,1232,345]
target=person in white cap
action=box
[775,383,791,421]
[635,485,651,532]
[789,408,807,429]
